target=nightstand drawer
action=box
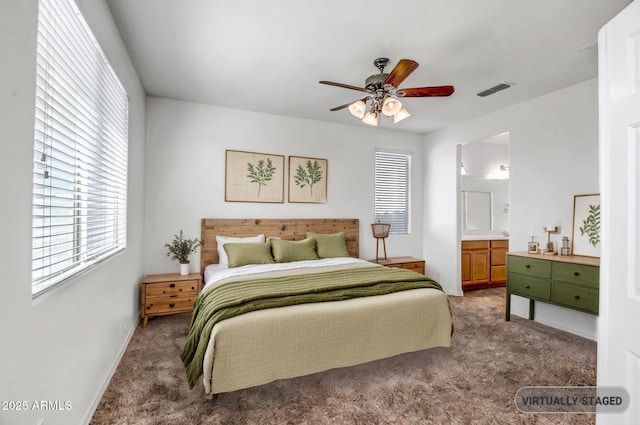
[507,256,551,279]
[145,296,196,315]
[508,274,551,300]
[145,279,199,298]
[552,262,599,289]
[552,283,599,314]
[390,261,424,274]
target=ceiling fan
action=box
[319,57,454,126]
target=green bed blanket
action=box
[180,263,449,388]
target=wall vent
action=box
[477,82,513,97]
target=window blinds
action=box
[32,0,129,295]
[374,150,411,235]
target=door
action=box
[598,1,640,423]
[471,250,490,284]
[461,251,471,285]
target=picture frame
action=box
[225,150,284,203]
[288,156,328,203]
[571,194,601,257]
[528,241,539,254]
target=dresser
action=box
[462,239,508,290]
[369,256,425,275]
[140,273,203,327]
[505,252,599,321]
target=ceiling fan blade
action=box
[319,80,368,93]
[329,102,353,112]
[329,97,368,111]
[396,85,455,97]
[382,59,419,88]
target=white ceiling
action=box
[105,0,631,135]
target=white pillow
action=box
[216,234,265,265]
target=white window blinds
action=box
[32,0,129,295]
[374,150,411,235]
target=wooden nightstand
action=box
[369,256,426,275]
[140,273,203,327]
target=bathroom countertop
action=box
[461,235,509,241]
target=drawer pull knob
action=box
[170,283,176,288]
[525,285,531,289]
[169,302,175,308]
[525,265,531,268]
[574,295,580,300]
[574,272,580,277]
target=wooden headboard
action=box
[201,218,359,274]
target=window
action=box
[32,0,129,295]
[374,150,411,235]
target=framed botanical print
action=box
[288,156,327,203]
[225,150,284,203]
[572,194,601,257]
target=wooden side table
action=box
[140,272,203,327]
[368,256,426,275]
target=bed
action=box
[181,218,454,395]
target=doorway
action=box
[459,132,510,293]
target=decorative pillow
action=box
[306,231,350,258]
[216,234,265,265]
[223,242,275,268]
[270,238,319,263]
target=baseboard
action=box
[81,316,140,425]
[509,311,597,341]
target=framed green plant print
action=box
[572,194,601,257]
[288,156,327,203]
[225,150,284,203]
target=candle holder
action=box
[560,236,571,256]
[543,226,559,255]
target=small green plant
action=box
[247,158,276,196]
[294,160,323,196]
[579,204,600,248]
[165,230,202,264]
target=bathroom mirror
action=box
[462,190,493,231]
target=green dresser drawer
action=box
[507,274,551,300]
[552,262,599,289]
[507,256,552,279]
[551,283,599,315]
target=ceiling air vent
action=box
[477,82,513,97]
[577,39,598,57]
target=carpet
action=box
[90,288,596,424]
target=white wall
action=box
[144,97,425,275]
[423,78,599,339]
[0,1,146,424]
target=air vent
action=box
[578,39,598,57]
[477,82,513,97]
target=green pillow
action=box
[306,232,350,258]
[270,238,319,263]
[223,242,275,268]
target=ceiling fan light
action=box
[381,96,402,116]
[362,111,378,126]
[393,107,411,123]
[348,100,366,118]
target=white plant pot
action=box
[179,262,190,276]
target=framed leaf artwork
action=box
[225,150,284,203]
[571,194,601,257]
[288,156,328,203]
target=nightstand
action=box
[140,273,203,327]
[369,256,426,275]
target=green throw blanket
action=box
[180,264,449,388]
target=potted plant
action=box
[165,230,202,275]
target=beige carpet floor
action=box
[90,287,596,424]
